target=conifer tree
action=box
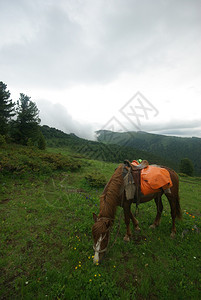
[0,81,15,135]
[12,93,41,145]
[179,158,194,176]
[38,132,46,150]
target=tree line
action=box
[0,81,45,149]
[0,80,195,176]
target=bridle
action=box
[93,213,123,254]
[93,233,108,254]
[93,217,113,254]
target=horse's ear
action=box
[93,213,98,222]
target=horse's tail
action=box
[171,169,182,219]
[175,190,182,220]
[165,167,182,219]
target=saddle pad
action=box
[141,166,173,195]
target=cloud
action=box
[36,99,98,140]
[1,0,201,88]
[144,119,201,138]
[0,0,201,138]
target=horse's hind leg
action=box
[130,211,141,232]
[150,194,163,229]
[166,195,177,238]
[123,201,132,242]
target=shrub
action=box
[27,138,34,147]
[38,134,46,150]
[0,145,82,176]
[178,173,189,177]
[85,172,107,188]
[0,134,6,146]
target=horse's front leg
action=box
[123,201,132,242]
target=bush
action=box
[27,138,34,147]
[0,134,6,146]
[38,133,46,150]
[85,172,107,188]
[0,144,82,176]
[178,173,189,177]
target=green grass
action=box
[0,146,201,299]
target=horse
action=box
[92,162,182,263]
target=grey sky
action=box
[0,0,201,139]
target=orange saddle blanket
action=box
[141,166,173,195]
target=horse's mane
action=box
[92,164,124,239]
[99,164,124,218]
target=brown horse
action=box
[92,163,182,263]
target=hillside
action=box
[0,141,200,299]
[96,130,201,175]
[40,125,176,169]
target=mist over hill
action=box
[40,125,201,175]
[96,130,201,175]
[41,125,176,170]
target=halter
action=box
[93,233,108,254]
[93,217,113,254]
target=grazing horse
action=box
[92,162,182,263]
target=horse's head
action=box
[92,213,111,264]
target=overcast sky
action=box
[0,0,201,139]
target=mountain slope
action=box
[41,126,176,169]
[96,130,201,175]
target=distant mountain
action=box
[96,130,201,175]
[41,125,176,169]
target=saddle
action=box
[124,159,149,170]
[123,160,149,206]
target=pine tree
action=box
[12,94,41,145]
[0,81,15,135]
[38,132,46,150]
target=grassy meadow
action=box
[0,145,200,299]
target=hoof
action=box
[170,232,176,239]
[123,235,130,242]
[135,226,141,232]
[149,224,156,229]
